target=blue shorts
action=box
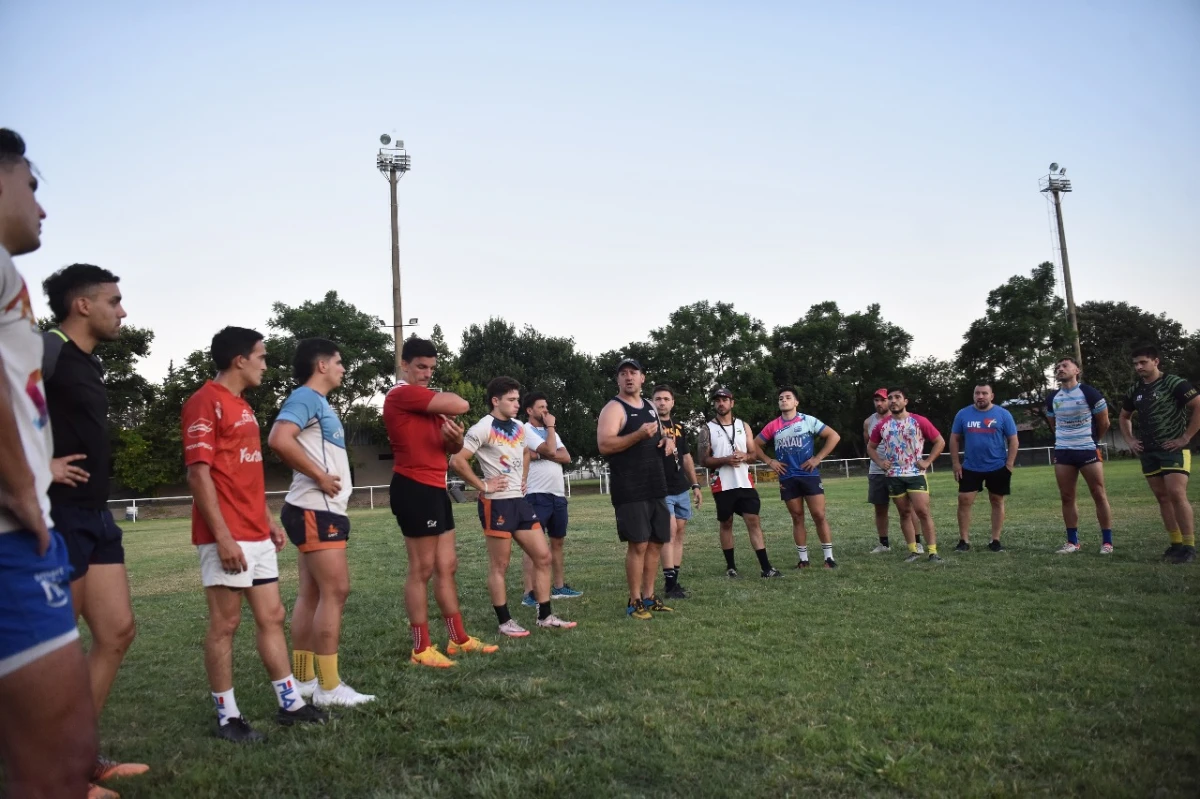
[665,490,693,521]
[0,530,80,679]
[780,476,824,501]
[526,493,569,539]
[478,496,541,540]
[1055,448,1100,468]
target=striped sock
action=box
[821,543,833,562]
[796,545,809,563]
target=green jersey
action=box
[1122,373,1197,451]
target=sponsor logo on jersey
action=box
[187,418,214,438]
[239,447,263,463]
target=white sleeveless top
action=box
[706,418,754,492]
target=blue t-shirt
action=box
[758,414,827,478]
[951,405,1017,472]
[1045,384,1106,451]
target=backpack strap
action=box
[41,328,69,382]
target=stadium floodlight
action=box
[1039,163,1081,365]
[380,133,391,145]
[408,317,419,325]
[1049,162,1059,173]
[378,135,413,377]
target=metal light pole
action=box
[1040,164,1082,365]
[377,135,412,378]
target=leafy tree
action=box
[1077,301,1191,405]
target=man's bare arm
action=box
[0,358,49,551]
[597,401,655,456]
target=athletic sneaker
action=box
[987,540,1005,553]
[1100,543,1114,555]
[904,552,922,563]
[762,568,783,578]
[313,683,376,708]
[665,585,690,600]
[411,645,458,667]
[823,558,837,569]
[916,543,925,554]
[796,560,810,569]
[276,704,329,726]
[645,597,674,612]
[520,591,536,608]
[928,553,943,563]
[536,614,578,629]
[447,636,499,655]
[627,600,652,620]
[215,716,265,744]
[1170,546,1196,564]
[93,756,149,782]
[1056,542,1081,554]
[1163,543,1184,561]
[954,540,970,553]
[498,620,530,638]
[870,544,890,554]
[726,568,740,579]
[551,584,583,599]
[87,785,120,799]
[296,677,319,699]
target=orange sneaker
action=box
[94,756,149,782]
[446,636,499,655]
[87,784,120,799]
[410,644,457,668]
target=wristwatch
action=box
[690,483,701,490]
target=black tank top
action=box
[607,396,667,506]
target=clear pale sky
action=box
[4,1,1197,381]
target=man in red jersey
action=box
[182,327,327,743]
[383,337,497,668]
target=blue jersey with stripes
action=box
[1045,384,1106,451]
[758,413,827,478]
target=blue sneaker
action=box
[550,584,583,599]
[520,591,536,608]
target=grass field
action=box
[75,461,1199,797]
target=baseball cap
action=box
[712,387,733,399]
[615,358,644,374]
[874,388,889,399]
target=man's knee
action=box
[95,612,137,654]
[254,599,287,630]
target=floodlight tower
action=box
[1040,163,1082,366]
[378,134,412,378]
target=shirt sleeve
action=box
[276,390,320,428]
[810,417,827,436]
[523,424,544,452]
[1045,391,1057,418]
[758,418,779,443]
[1002,409,1018,436]
[1081,385,1107,414]
[1173,379,1198,407]
[181,392,217,466]
[951,410,965,435]
[677,428,691,458]
[461,419,486,455]
[386,384,435,414]
[916,414,941,441]
[869,419,884,444]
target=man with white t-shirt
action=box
[519,391,582,607]
[0,127,97,799]
[268,338,374,708]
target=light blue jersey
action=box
[1045,384,1106,451]
[759,414,827,478]
[276,386,352,514]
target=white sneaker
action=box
[535,614,577,629]
[870,544,891,554]
[1056,542,1081,554]
[313,682,376,708]
[1100,543,1114,555]
[916,543,926,554]
[297,678,319,699]
[498,619,530,638]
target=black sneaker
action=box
[796,560,811,569]
[761,568,783,578]
[726,568,740,579]
[665,585,690,600]
[928,553,943,563]
[823,558,837,569]
[1163,543,1184,561]
[954,540,970,553]
[1170,546,1196,564]
[987,540,1005,553]
[215,716,266,744]
[276,703,328,726]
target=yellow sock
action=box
[292,650,315,683]
[908,541,918,553]
[928,544,938,555]
[1183,533,1196,548]
[315,653,340,691]
[1169,529,1183,545]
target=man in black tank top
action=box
[597,359,674,619]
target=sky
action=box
[4,1,1198,382]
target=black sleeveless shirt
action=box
[606,396,667,506]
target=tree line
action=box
[79,264,1199,495]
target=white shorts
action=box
[197,539,279,589]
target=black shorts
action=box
[1054,448,1100,468]
[959,467,1012,496]
[714,487,761,522]
[478,496,541,539]
[281,503,350,553]
[614,498,671,544]
[390,472,455,538]
[867,473,890,506]
[780,476,824,501]
[50,504,124,581]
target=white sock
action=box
[797,545,809,562]
[271,675,307,712]
[212,688,240,726]
[822,543,834,561]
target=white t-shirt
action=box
[706,418,755,492]
[462,414,539,500]
[276,386,353,515]
[523,423,566,497]
[0,245,54,534]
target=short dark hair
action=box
[0,129,29,169]
[487,376,522,409]
[973,383,994,391]
[42,263,120,323]
[522,391,548,414]
[1131,345,1159,360]
[401,337,437,362]
[211,327,264,371]
[293,338,340,384]
[1057,356,1080,367]
[651,384,674,398]
[777,386,799,400]
[887,387,908,399]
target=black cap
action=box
[616,358,644,374]
[712,386,733,399]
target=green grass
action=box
[82,461,1199,797]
